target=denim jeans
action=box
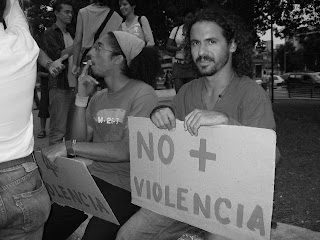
[49,88,75,146]
[0,156,51,240]
[116,208,196,240]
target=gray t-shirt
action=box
[171,75,276,130]
[86,80,158,191]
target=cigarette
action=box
[82,60,92,65]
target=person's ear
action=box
[229,40,237,53]
[113,55,125,65]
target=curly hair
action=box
[184,7,253,77]
[107,32,161,88]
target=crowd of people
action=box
[0,0,280,239]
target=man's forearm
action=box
[61,45,73,58]
[38,49,52,69]
[73,141,129,163]
[70,106,88,141]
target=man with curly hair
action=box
[116,7,280,240]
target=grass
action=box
[272,100,320,232]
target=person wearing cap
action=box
[41,31,161,240]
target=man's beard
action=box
[90,70,106,88]
[195,52,229,76]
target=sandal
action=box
[37,130,46,138]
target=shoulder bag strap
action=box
[81,9,114,63]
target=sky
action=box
[260,29,285,46]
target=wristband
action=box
[75,93,89,107]
[65,140,76,158]
[46,60,53,70]
[149,105,175,119]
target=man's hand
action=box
[72,64,80,75]
[42,142,67,165]
[48,54,69,76]
[77,60,99,97]
[184,109,229,136]
[41,142,67,177]
[151,107,176,130]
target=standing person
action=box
[116,7,280,240]
[72,0,122,75]
[166,8,197,93]
[42,32,161,240]
[0,0,51,239]
[119,0,154,46]
[37,67,50,138]
[43,0,77,146]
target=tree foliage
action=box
[25,0,320,48]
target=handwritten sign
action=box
[128,117,276,240]
[34,152,119,225]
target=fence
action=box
[287,83,320,99]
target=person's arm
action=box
[61,45,73,58]
[4,0,32,44]
[73,87,158,163]
[166,26,181,52]
[43,29,64,61]
[38,49,69,76]
[140,16,154,46]
[72,12,83,74]
[4,0,27,29]
[3,0,11,20]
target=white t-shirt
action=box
[120,16,155,46]
[63,32,77,87]
[0,0,39,162]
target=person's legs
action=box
[38,81,50,138]
[42,203,88,240]
[48,89,74,145]
[0,154,51,240]
[40,118,47,132]
[64,90,76,141]
[34,87,40,110]
[82,177,140,240]
[116,208,196,240]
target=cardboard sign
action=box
[128,117,276,240]
[35,152,119,225]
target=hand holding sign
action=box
[77,60,99,97]
[48,54,69,76]
[41,142,67,177]
[151,107,176,130]
[184,109,229,136]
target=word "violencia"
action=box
[45,182,109,214]
[134,176,266,236]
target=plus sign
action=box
[190,138,216,172]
